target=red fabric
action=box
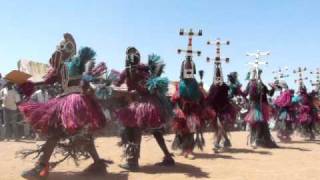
[18,81,35,98]
[298,105,312,124]
[274,90,292,108]
[171,85,204,134]
[172,108,201,134]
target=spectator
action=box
[0,73,6,89]
[0,97,3,126]
[0,82,21,141]
[0,73,6,133]
[25,85,50,140]
[31,85,50,103]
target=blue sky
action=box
[0,0,319,90]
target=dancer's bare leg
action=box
[21,135,60,179]
[152,129,175,166]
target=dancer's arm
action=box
[115,70,126,87]
[44,50,63,85]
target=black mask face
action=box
[228,72,238,84]
[85,60,95,73]
[299,87,307,94]
[126,47,140,66]
[125,47,141,79]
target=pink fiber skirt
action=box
[19,93,107,135]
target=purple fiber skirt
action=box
[297,105,312,124]
[19,93,107,135]
[218,102,240,124]
[116,95,166,129]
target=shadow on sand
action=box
[277,146,311,152]
[48,172,128,180]
[221,148,272,155]
[1,139,37,144]
[137,162,210,178]
[193,152,239,160]
[281,140,320,145]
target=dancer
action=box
[310,68,320,126]
[295,86,317,140]
[205,39,240,150]
[243,51,278,148]
[171,29,206,159]
[293,67,318,140]
[197,70,213,151]
[272,68,295,142]
[18,33,109,179]
[273,82,295,142]
[310,68,320,97]
[115,47,174,171]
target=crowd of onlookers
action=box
[0,74,61,141]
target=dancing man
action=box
[273,68,295,142]
[171,29,207,159]
[115,47,175,171]
[243,51,278,148]
[293,67,318,140]
[19,33,109,179]
[206,38,240,150]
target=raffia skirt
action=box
[19,93,107,135]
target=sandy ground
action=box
[0,131,319,180]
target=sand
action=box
[0,132,319,180]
